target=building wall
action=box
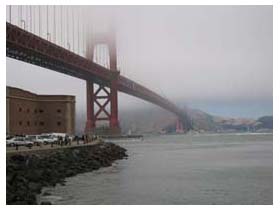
[6,86,75,135]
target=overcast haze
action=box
[6,5,273,118]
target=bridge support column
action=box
[85,80,95,134]
[86,29,121,135]
[108,35,120,135]
[109,79,120,134]
[176,119,184,134]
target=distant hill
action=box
[255,116,273,129]
[74,107,272,134]
[188,109,272,133]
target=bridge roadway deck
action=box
[6,23,191,128]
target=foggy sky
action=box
[6,6,273,118]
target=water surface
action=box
[39,133,273,205]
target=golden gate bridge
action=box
[6,5,192,134]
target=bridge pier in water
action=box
[176,119,185,134]
[84,81,121,136]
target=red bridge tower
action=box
[85,29,120,135]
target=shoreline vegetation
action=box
[6,141,128,205]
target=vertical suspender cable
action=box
[103,46,105,67]
[72,6,75,52]
[99,46,101,66]
[21,6,25,29]
[102,46,104,67]
[97,48,99,64]
[100,47,102,65]
[26,6,28,30]
[39,6,41,36]
[105,47,107,68]
[83,8,85,57]
[67,6,70,50]
[78,7,80,55]
[54,5,56,44]
[33,6,35,34]
[9,5,11,23]
[19,5,22,27]
[47,5,49,40]
[30,6,32,33]
[61,5,63,47]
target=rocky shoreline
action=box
[6,142,128,205]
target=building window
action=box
[57,121,61,126]
[27,108,30,113]
[19,121,22,126]
[57,109,61,113]
[34,109,37,114]
[39,109,44,113]
[18,107,22,112]
[27,121,30,126]
[34,121,37,126]
[39,121,44,126]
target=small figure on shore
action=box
[69,136,73,146]
[65,135,69,146]
[82,135,85,144]
[76,136,79,145]
[58,136,63,147]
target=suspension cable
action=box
[21,6,25,29]
[77,6,80,55]
[33,6,35,34]
[67,6,70,50]
[72,6,75,53]
[103,45,106,67]
[83,8,86,57]
[29,6,32,33]
[61,6,63,47]
[47,5,50,41]
[9,5,11,23]
[26,6,28,30]
[18,5,21,27]
[39,6,41,36]
[54,5,56,44]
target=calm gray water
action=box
[39,133,273,205]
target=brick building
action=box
[6,86,75,135]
